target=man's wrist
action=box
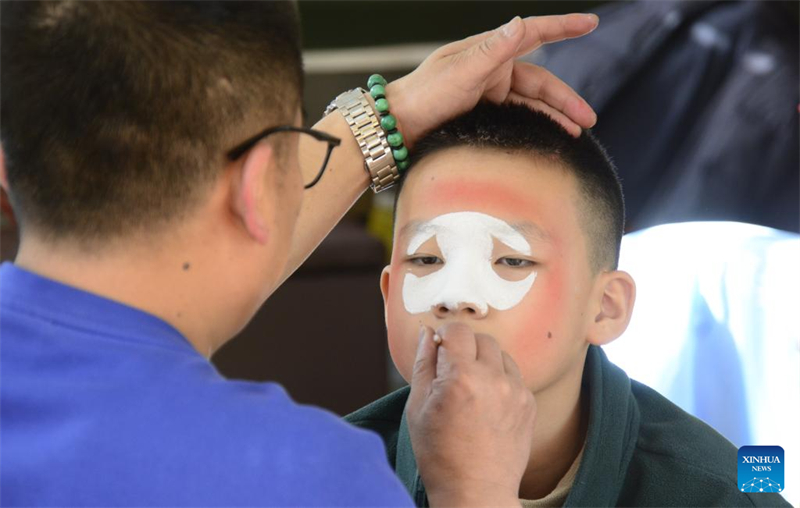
[384,79,417,151]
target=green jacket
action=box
[346,346,790,507]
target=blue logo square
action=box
[738,446,784,493]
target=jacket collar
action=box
[565,346,640,506]
[396,406,428,506]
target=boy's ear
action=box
[380,265,392,329]
[587,270,636,347]
[229,143,275,245]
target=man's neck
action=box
[14,231,237,358]
[519,353,589,500]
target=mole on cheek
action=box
[547,331,552,338]
[182,262,191,271]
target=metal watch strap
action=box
[325,88,399,193]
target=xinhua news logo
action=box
[738,446,784,493]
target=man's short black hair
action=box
[394,102,624,272]
[1,1,302,242]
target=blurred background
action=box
[1,1,797,502]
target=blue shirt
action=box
[0,263,412,507]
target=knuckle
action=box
[496,379,514,399]
[477,38,494,59]
[524,393,537,414]
[412,354,427,374]
[453,372,475,393]
[449,369,478,396]
[449,50,468,69]
[530,22,545,48]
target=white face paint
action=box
[402,212,537,315]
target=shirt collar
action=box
[0,262,194,353]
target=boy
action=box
[347,102,790,507]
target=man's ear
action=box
[229,143,275,245]
[380,265,392,329]
[0,144,9,192]
[587,270,636,347]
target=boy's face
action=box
[382,146,598,393]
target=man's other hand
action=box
[407,323,537,508]
[387,14,599,145]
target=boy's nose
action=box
[432,301,488,320]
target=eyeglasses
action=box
[226,125,341,189]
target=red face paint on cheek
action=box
[384,260,417,382]
[494,269,569,391]
[513,264,567,355]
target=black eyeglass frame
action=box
[226,125,342,189]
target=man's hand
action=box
[407,324,537,508]
[388,14,599,145]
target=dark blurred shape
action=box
[212,220,389,416]
[529,1,799,233]
[299,1,608,49]
[1,189,18,261]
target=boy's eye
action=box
[496,257,534,268]
[410,256,443,266]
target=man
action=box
[0,2,598,506]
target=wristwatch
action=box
[324,88,400,193]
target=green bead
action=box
[387,131,404,147]
[397,159,411,172]
[393,146,409,161]
[375,98,390,114]
[367,74,387,88]
[370,84,386,99]
[380,114,397,131]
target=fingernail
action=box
[586,13,600,26]
[433,333,442,345]
[501,16,522,38]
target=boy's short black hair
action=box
[394,102,624,272]
[1,1,302,242]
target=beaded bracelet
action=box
[367,74,410,173]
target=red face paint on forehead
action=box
[400,175,562,252]
[413,178,535,216]
[394,147,585,267]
